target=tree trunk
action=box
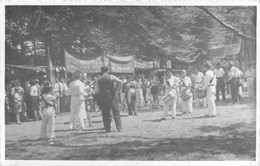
[33,36,37,57]
[44,33,55,84]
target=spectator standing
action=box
[180,70,193,114]
[192,68,205,108]
[127,81,137,116]
[95,66,122,132]
[52,78,63,114]
[68,71,87,130]
[12,86,23,124]
[120,76,128,112]
[60,78,70,112]
[150,73,160,110]
[202,61,217,117]
[244,63,256,98]
[30,79,42,121]
[5,91,11,124]
[145,77,153,106]
[136,77,144,108]
[214,63,226,102]
[228,63,243,104]
[39,84,56,145]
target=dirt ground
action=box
[5,95,256,161]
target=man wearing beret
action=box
[95,66,122,132]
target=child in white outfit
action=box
[39,84,56,145]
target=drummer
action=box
[162,69,180,120]
[192,68,206,108]
[180,70,193,114]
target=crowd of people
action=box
[5,61,256,145]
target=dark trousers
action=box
[230,78,239,103]
[128,96,137,115]
[5,107,11,124]
[99,93,122,132]
[226,82,230,94]
[143,88,146,103]
[30,96,42,120]
[216,77,226,101]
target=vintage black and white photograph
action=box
[2,2,258,164]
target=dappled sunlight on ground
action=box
[5,96,256,160]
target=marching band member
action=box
[192,68,205,108]
[180,70,193,114]
[163,69,180,120]
[201,61,217,117]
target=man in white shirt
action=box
[214,63,226,102]
[53,78,63,113]
[192,68,205,108]
[68,70,88,130]
[30,79,42,121]
[202,61,217,117]
[163,69,180,120]
[228,63,242,104]
[244,63,256,98]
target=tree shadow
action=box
[52,122,255,160]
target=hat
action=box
[72,70,81,79]
[101,66,109,73]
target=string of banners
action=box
[65,50,157,73]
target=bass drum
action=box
[163,90,176,103]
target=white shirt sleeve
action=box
[110,75,122,83]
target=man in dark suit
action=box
[95,66,122,132]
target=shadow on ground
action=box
[5,122,256,160]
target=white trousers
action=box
[163,93,177,118]
[181,97,193,113]
[40,107,55,139]
[207,86,216,116]
[145,88,152,104]
[70,97,85,130]
[247,78,254,97]
[136,89,144,107]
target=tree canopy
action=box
[5,6,256,71]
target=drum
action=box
[196,88,207,99]
[163,90,176,103]
[180,88,192,101]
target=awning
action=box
[6,64,65,72]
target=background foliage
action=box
[5,6,256,72]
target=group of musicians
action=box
[163,61,217,120]
[38,61,254,143]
